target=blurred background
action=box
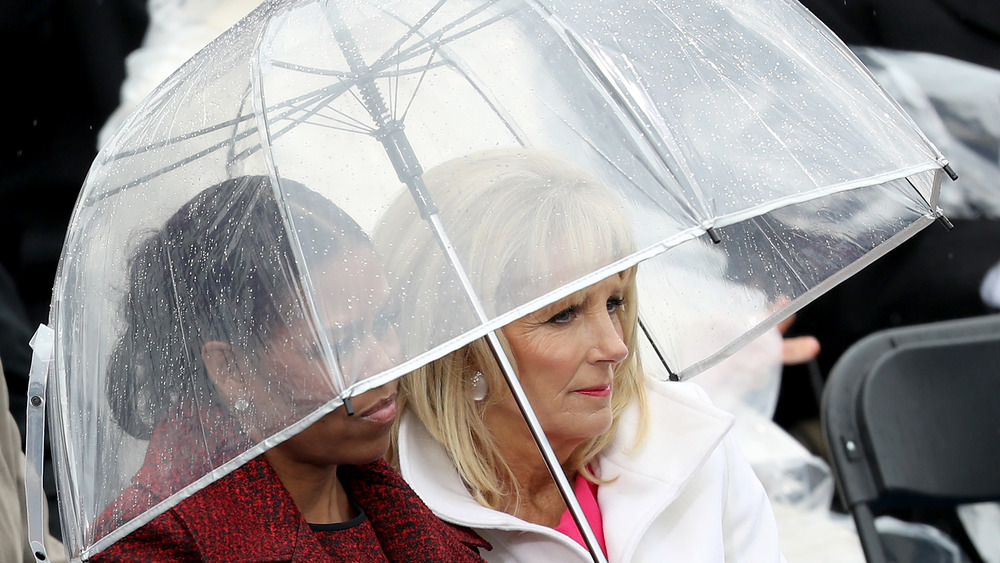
[2,0,998,555]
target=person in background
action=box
[1,358,67,563]
[694,320,867,563]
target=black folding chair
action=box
[822,314,1000,563]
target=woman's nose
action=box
[355,331,401,378]
[592,314,629,365]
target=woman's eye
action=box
[607,296,625,314]
[338,334,360,351]
[373,308,400,340]
[546,307,575,324]
[373,316,397,341]
[302,345,321,361]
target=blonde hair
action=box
[378,149,648,509]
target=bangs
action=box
[489,176,637,311]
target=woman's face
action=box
[237,244,402,467]
[492,274,629,454]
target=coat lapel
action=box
[399,378,734,562]
[598,379,733,562]
[398,410,597,559]
[173,456,329,562]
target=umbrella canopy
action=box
[26,0,948,560]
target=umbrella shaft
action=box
[322,0,436,217]
[485,331,609,563]
[426,213,606,563]
[322,5,603,560]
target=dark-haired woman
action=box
[91,176,488,561]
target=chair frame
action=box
[822,314,1000,563]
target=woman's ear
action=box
[202,341,237,393]
[203,341,258,434]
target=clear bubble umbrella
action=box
[24,0,950,561]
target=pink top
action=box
[553,472,607,556]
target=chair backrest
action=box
[822,314,1000,563]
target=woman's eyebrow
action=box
[326,302,399,343]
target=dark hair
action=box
[107,175,369,439]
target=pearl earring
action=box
[233,398,250,412]
[471,371,488,402]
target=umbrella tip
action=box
[343,396,355,416]
[935,212,954,231]
[706,227,722,244]
[31,540,48,562]
[943,163,959,182]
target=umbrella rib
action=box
[388,9,512,65]
[102,86,375,195]
[371,0,450,70]
[226,122,373,165]
[262,58,452,139]
[535,86,695,225]
[279,87,376,135]
[398,47,439,123]
[390,49,399,120]
[372,2,514,82]
[370,0,501,71]
[101,82,345,165]
[235,90,377,162]
[100,113,256,164]
[267,2,514,127]
[434,52,526,145]
[669,20,823,190]
[230,103,376,166]
[280,85,377,134]
[639,316,679,380]
[306,115,375,136]
[270,60,355,77]
[542,18,708,223]
[88,128,261,203]
[379,6,516,123]
[373,0,456,119]
[345,87,378,128]
[270,58,450,78]
[264,115,375,140]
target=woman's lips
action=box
[574,384,612,397]
[358,395,398,424]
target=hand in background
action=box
[777,315,820,365]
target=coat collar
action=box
[127,397,488,561]
[398,410,517,529]
[398,378,733,557]
[172,456,318,562]
[132,399,254,501]
[596,378,733,562]
[600,377,733,492]
[172,456,490,561]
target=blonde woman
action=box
[378,149,784,562]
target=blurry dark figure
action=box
[1,0,147,326]
[798,0,1000,71]
[0,267,33,434]
[778,2,1000,559]
[0,0,148,541]
[0,0,147,421]
[778,0,1000,433]
[777,220,1000,431]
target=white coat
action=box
[398,377,786,562]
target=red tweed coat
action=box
[89,403,488,562]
